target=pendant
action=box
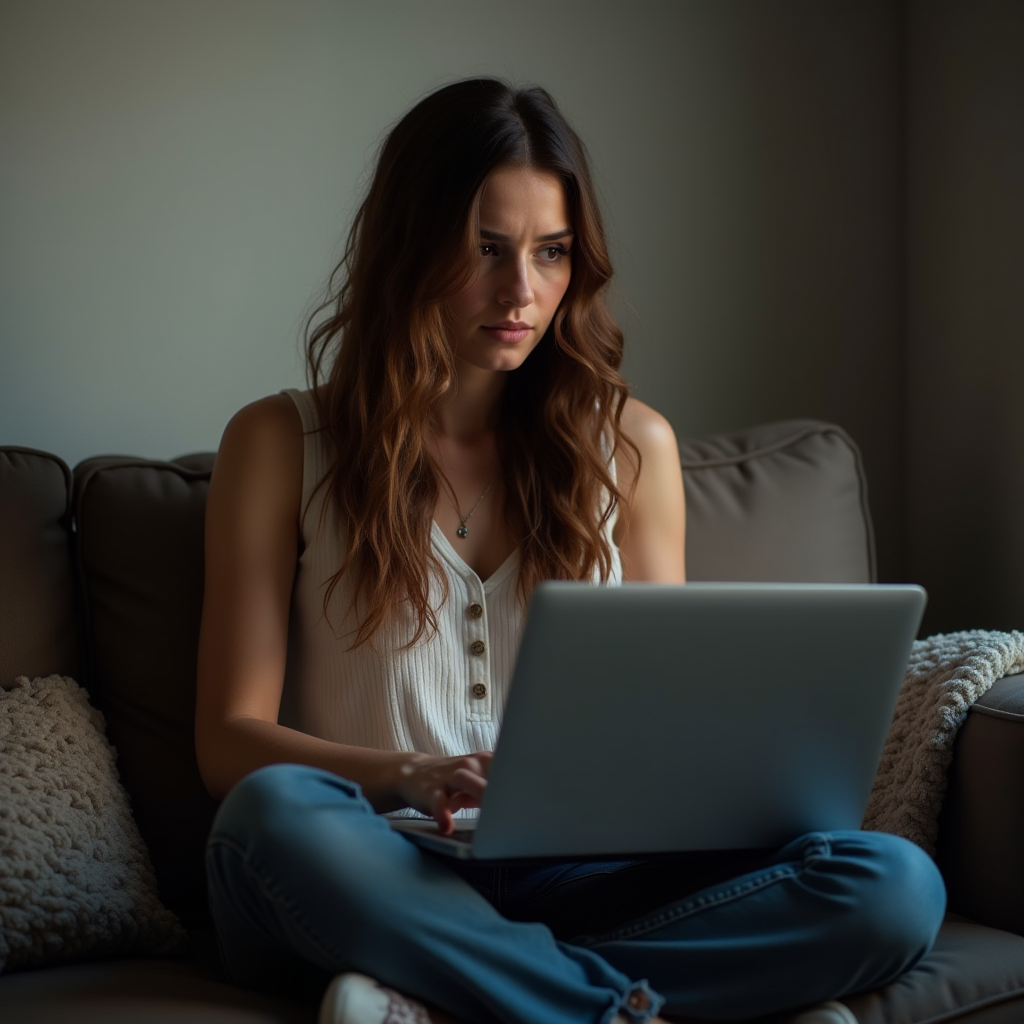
[457,525,469,538]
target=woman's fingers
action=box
[397,752,494,827]
[447,764,487,801]
[432,789,456,834]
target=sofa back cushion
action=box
[680,420,875,584]
[73,455,217,926]
[0,448,79,687]
[66,419,874,925]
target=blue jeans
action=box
[206,765,946,1023]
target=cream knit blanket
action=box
[863,629,1024,856]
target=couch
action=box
[2,419,1023,1024]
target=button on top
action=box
[468,603,484,619]
[472,683,487,699]
[470,639,486,656]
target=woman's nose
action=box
[498,258,534,308]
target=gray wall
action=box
[905,0,1024,634]
[2,1,1020,627]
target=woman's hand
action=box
[396,752,493,834]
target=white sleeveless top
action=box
[279,388,622,759]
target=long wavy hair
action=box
[306,78,637,648]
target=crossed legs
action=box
[206,765,945,1024]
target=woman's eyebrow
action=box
[479,228,574,243]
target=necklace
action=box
[453,476,497,539]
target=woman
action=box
[196,79,944,1024]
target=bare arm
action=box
[194,395,487,830]
[613,398,687,583]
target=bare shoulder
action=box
[620,397,679,456]
[221,393,304,451]
[614,397,686,582]
[209,394,305,531]
[217,394,303,474]
[616,397,682,491]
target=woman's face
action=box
[447,165,573,375]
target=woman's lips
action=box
[481,323,531,343]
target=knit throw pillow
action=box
[0,675,187,973]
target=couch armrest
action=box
[937,670,1024,935]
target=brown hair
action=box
[306,78,636,647]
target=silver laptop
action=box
[390,582,926,860]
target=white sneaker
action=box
[789,1000,859,1024]
[318,972,431,1024]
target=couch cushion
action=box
[0,447,79,686]
[0,918,1021,1024]
[0,674,186,973]
[0,956,315,1024]
[733,918,1024,1023]
[73,455,218,926]
[839,916,1024,1024]
[679,421,875,584]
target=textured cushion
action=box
[73,455,218,925]
[0,675,186,973]
[680,421,875,584]
[0,448,79,686]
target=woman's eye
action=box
[479,244,498,257]
[541,245,568,262]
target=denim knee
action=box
[211,763,369,847]
[854,832,945,963]
[798,830,946,981]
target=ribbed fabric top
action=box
[279,388,621,762]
